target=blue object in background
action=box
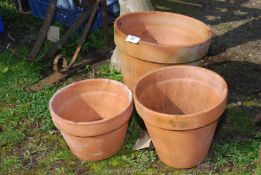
[57,0,75,10]
[0,16,4,32]
[28,0,119,30]
[92,0,119,30]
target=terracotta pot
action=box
[114,11,212,89]
[49,79,133,160]
[133,66,227,168]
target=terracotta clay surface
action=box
[114,11,212,89]
[133,66,228,168]
[49,79,133,160]
[118,51,201,89]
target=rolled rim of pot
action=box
[133,65,228,130]
[114,11,212,64]
[49,79,133,137]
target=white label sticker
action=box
[125,35,140,44]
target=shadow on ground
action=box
[152,0,261,58]
[206,61,261,143]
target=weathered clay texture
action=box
[49,79,133,160]
[134,66,228,168]
[114,11,212,89]
[118,51,201,89]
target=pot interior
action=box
[116,12,211,46]
[135,66,227,115]
[51,80,131,122]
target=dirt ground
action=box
[153,0,261,63]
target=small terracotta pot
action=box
[134,66,228,168]
[114,11,212,89]
[49,79,133,161]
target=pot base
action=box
[146,122,217,168]
[62,123,128,161]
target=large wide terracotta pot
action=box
[49,79,133,161]
[114,11,212,89]
[133,66,227,168]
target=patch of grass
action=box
[218,106,255,137]
[211,140,259,166]
[123,112,142,149]
[0,0,16,12]
[256,164,261,175]
[88,150,157,175]
[0,130,25,147]
[0,156,23,174]
[37,145,77,173]
[208,139,260,174]
[0,51,38,100]
[97,63,123,81]
[219,22,234,32]
[0,49,58,130]
[243,99,261,107]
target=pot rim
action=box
[49,79,133,126]
[114,11,212,48]
[133,65,228,119]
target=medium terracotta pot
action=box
[114,11,212,89]
[49,79,133,161]
[133,66,228,168]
